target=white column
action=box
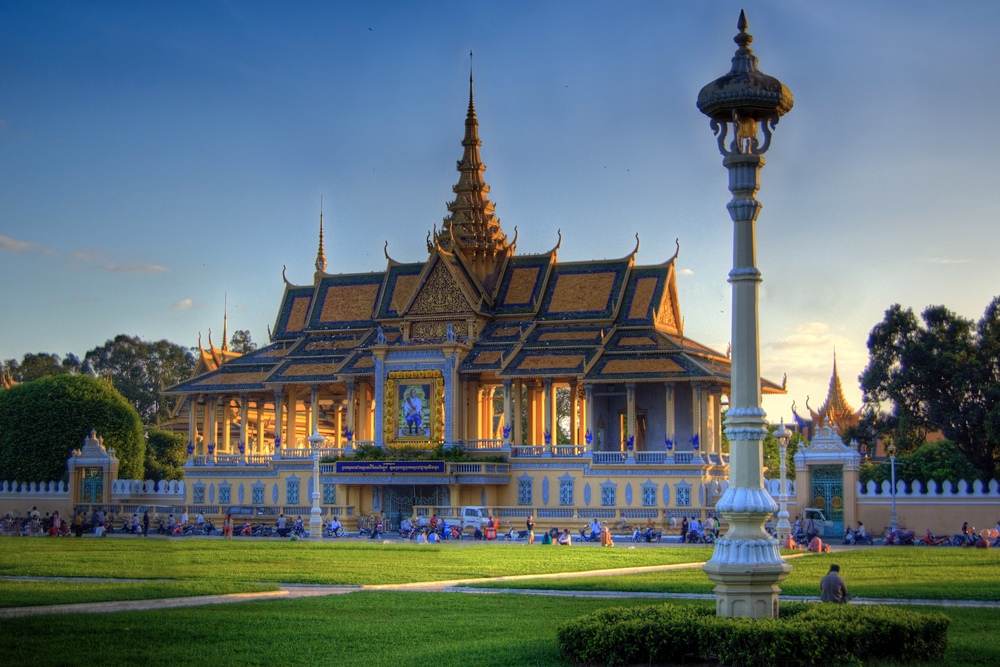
[310,386,320,438]
[584,384,594,449]
[207,395,218,457]
[239,394,248,458]
[273,390,284,453]
[626,383,636,454]
[569,383,579,446]
[502,380,512,448]
[665,383,675,458]
[187,399,197,458]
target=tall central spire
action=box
[315,199,327,278]
[437,52,509,281]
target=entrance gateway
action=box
[382,485,450,530]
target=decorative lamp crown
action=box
[697,10,793,156]
[697,10,793,122]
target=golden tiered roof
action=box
[808,352,860,433]
[435,67,511,288]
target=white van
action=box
[460,506,492,531]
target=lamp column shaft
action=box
[890,455,898,532]
[702,151,789,619]
[777,441,790,541]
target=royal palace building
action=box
[163,75,783,531]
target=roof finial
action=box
[222,293,229,352]
[315,197,327,274]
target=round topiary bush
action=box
[0,374,145,481]
[558,602,949,666]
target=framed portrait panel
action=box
[384,370,445,446]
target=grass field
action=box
[471,548,1000,600]
[1,593,998,666]
[0,579,278,608]
[0,537,711,585]
[2,538,999,665]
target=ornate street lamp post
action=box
[774,419,792,543]
[887,442,898,533]
[698,11,793,618]
[309,430,324,540]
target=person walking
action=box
[142,510,150,537]
[526,514,535,545]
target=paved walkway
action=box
[3,553,998,618]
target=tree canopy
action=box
[0,374,145,481]
[2,353,90,382]
[228,329,257,354]
[84,335,195,425]
[144,427,187,482]
[859,297,1000,478]
[860,440,981,486]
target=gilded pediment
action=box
[407,261,475,316]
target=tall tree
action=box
[228,329,257,354]
[144,427,187,482]
[859,298,1000,478]
[84,335,195,425]
[6,353,81,382]
[0,374,145,481]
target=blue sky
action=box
[2,1,999,423]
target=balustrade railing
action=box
[511,445,544,457]
[551,445,588,457]
[635,451,668,464]
[463,439,504,451]
[592,451,628,464]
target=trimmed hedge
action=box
[558,602,949,666]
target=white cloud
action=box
[171,298,195,312]
[677,267,694,276]
[102,263,169,274]
[0,234,49,254]
[919,257,972,265]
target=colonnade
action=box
[184,378,725,456]
[186,381,374,456]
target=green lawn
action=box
[1,540,999,665]
[1,593,998,666]
[469,548,1000,601]
[0,538,711,585]
[0,579,278,608]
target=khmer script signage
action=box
[334,461,446,475]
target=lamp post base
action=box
[702,562,791,618]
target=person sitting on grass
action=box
[428,530,440,544]
[557,529,572,546]
[820,564,851,603]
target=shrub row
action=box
[557,602,949,666]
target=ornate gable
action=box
[407,260,475,316]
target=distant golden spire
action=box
[437,52,509,281]
[315,198,328,275]
[221,294,229,352]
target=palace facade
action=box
[162,76,783,530]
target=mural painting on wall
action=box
[384,370,445,445]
